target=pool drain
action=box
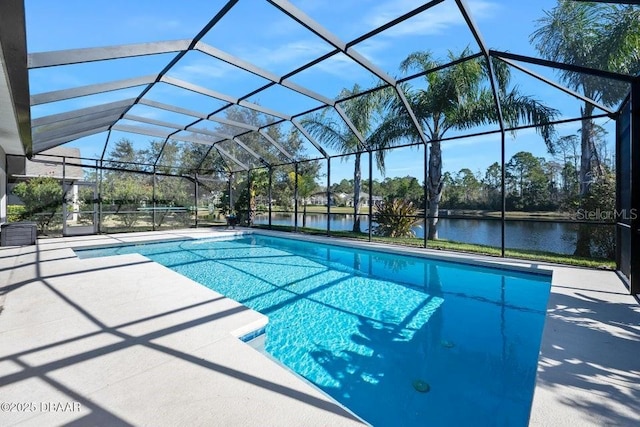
[412,379,430,393]
[441,340,455,348]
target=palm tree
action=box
[370,48,558,240]
[302,84,384,233]
[531,1,640,256]
[288,171,317,228]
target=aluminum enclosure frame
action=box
[3,0,637,293]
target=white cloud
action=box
[172,59,234,81]
[366,0,499,38]
[239,40,332,71]
[352,38,391,64]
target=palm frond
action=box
[299,115,351,153]
[500,90,559,152]
[400,51,439,75]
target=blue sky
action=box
[25,0,618,182]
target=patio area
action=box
[0,229,364,426]
[0,229,638,425]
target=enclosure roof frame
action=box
[0,0,635,171]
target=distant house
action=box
[344,194,384,208]
[309,191,332,206]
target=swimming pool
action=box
[76,233,551,426]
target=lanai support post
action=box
[501,131,506,257]
[368,151,373,242]
[294,162,299,232]
[194,173,199,228]
[152,168,156,231]
[423,144,428,249]
[247,169,251,226]
[228,172,233,215]
[631,79,640,294]
[268,167,272,229]
[98,160,103,234]
[327,157,331,237]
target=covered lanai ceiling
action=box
[1,0,637,174]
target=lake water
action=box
[253,212,600,255]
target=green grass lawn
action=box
[252,224,615,269]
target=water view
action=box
[253,213,595,255]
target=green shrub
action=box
[371,199,422,238]
[7,205,26,222]
[12,177,63,234]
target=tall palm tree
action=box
[288,170,317,228]
[370,48,558,240]
[302,84,384,233]
[531,1,640,256]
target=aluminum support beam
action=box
[347,0,445,47]
[139,98,207,119]
[123,114,189,131]
[0,0,32,155]
[139,99,266,135]
[34,112,125,144]
[121,114,273,166]
[267,0,395,86]
[215,146,250,171]
[33,109,127,138]
[28,40,191,69]
[161,75,237,103]
[495,56,616,115]
[105,0,239,134]
[33,126,111,153]
[195,42,280,82]
[233,137,270,167]
[456,0,506,258]
[31,75,156,105]
[238,100,291,120]
[268,1,346,51]
[112,123,248,171]
[490,50,636,83]
[266,1,428,146]
[196,41,334,106]
[455,0,505,129]
[32,98,136,127]
[291,120,329,158]
[394,87,429,144]
[137,99,277,157]
[123,114,239,142]
[207,115,259,131]
[258,130,295,160]
[161,75,291,120]
[112,123,173,140]
[326,157,331,235]
[187,126,234,140]
[334,104,370,152]
[630,79,640,294]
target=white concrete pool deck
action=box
[0,228,638,426]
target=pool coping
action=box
[1,228,638,425]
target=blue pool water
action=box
[76,234,551,426]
